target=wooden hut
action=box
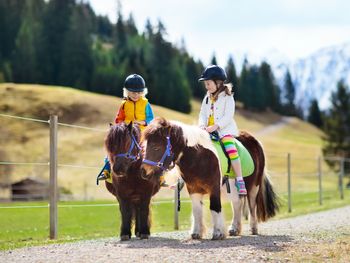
[11,177,49,201]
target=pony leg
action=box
[248,185,260,235]
[138,199,151,239]
[190,193,205,239]
[226,178,243,236]
[210,193,226,240]
[119,199,133,241]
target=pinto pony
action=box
[141,117,279,238]
[104,122,160,241]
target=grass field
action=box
[1,83,349,251]
[0,83,331,200]
[1,189,349,251]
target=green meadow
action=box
[1,83,349,251]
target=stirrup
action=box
[96,169,112,185]
[96,173,106,185]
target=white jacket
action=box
[198,91,239,137]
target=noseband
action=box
[116,132,142,161]
[142,136,175,171]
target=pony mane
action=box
[143,117,218,159]
[142,117,171,140]
[105,122,140,153]
[170,120,219,158]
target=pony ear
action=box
[127,121,133,132]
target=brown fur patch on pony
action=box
[237,131,279,221]
[142,117,222,212]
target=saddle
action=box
[210,133,255,179]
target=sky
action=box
[88,0,350,66]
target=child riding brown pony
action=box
[141,117,279,239]
[104,122,161,241]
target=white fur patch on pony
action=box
[170,120,219,159]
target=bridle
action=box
[142,136,175,171]
[115,131,142,161]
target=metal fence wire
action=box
[0,113,349,239]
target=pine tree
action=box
[126,14,138,36]
[323,80,350,155]
[37,0,74,84]
[96,15,113,40]
[12,0,44,83]
[185,56,204,99]
[0,0,25,61]
[237,58,249,104]
[283,70,297,115]
[322,80,350,175]
[210,54,217,65]
[307,99,323,127]
[258,61,281,111]
[144,19,153,39]
[59,4,94,90]
[247,66,260,110]
[114,5,126,48]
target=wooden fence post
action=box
[49,115,58,239]
[287,153,292,213]
[174,178,179,230]
[318,156,323,205]
[339,158,344,200]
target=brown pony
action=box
[104,122,160,241]
[141,117,279,238]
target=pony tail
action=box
[256,170,280,222]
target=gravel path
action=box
[255,117,295,136]
[1,206,350,263]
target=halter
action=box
[115,132,142,161]
[142,136,175,171]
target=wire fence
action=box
[0,113,349,239]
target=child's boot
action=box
[231,158,247,196]
[97,158,112,184]
[235,178,247,196]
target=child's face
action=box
[204,80,217,94]
[128,91,143,102]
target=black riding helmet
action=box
[198,65,227,82]
[124,74,146,92]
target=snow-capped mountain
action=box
[266,42,350,113]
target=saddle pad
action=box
[212,139,255,178]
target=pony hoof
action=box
[140,234,149,239]
[191,233,201,240]
[251,228,258,235]
[120,235,130,241]
[212,233,225,240]
[135,232,140,238]
[229,229,240,236]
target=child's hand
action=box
[205,124,218,133]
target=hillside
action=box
[0,83,324,199]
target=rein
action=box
[116,132,142,161]
[142,135,175,171]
